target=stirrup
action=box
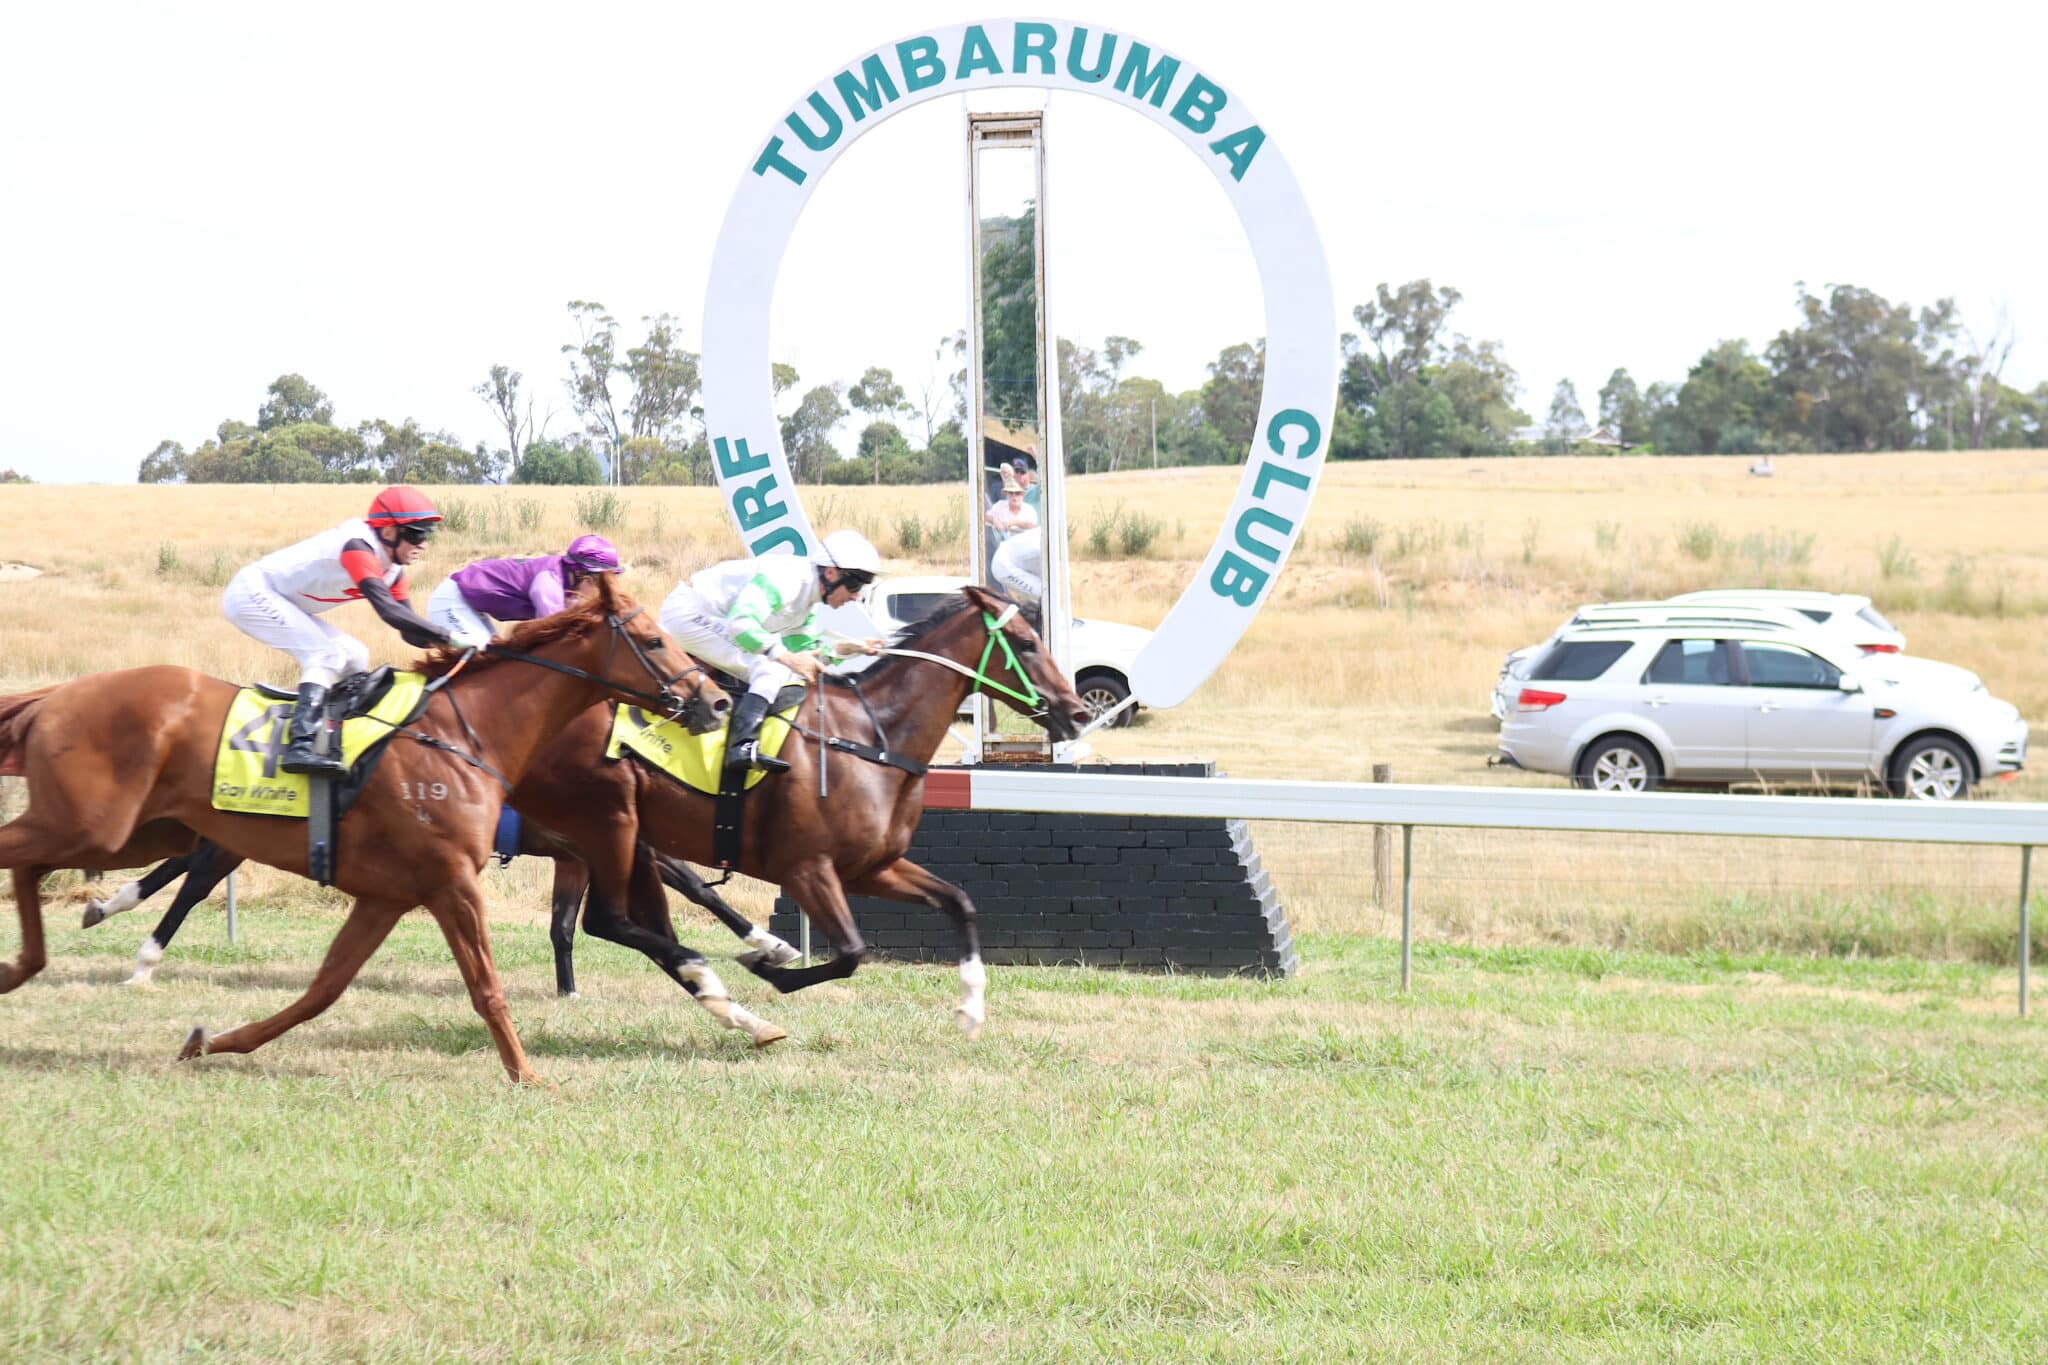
[280,745,344,777]
[727,741,788,775]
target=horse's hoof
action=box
[81,902,107,928]
[954,1008,985,1041]
[557,991,580,1001]
[123,973,155,990]
[177,1027,207,1062]
[752,1025,789,1048]
[510,1070,553,1088]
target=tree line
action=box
[134,283,2047,487]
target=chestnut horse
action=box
[512,584,1092,1036]
[0,578,751,1083]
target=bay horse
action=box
[511,584,1092,1037]
[0,577,755,1083]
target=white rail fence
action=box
[942,772,2047,1016]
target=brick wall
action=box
[769,761,1296,976]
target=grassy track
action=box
[1,904,2043,1361]
[4,458,2048,1357]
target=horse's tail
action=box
[0,687,56,777]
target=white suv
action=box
[1494,624,2027,799]
[1491,594,1911,720]
[821,575,1155,727]
[1663,590,1907,654]
[1491,602,1818,721]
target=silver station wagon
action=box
[1494,624,2027,800]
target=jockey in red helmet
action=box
[220,485,454,774]
[426,534,622,649]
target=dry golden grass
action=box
[2,450,2043,960]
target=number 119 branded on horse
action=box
[0,576,730,1084]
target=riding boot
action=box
[724,691,789,776]
[279,682,344,776]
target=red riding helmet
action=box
[365,485,442,528]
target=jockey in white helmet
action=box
[659,529,883,775]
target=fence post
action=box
[1399,824,1414,992]
[1373,764,1393,910]
[2021,846,2033,1019]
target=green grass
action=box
[1,904,2044,1360]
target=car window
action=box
[1795,608,1830,623]
[1857,604,1897,633]
[1643,638,1730,686]
[1740,642,1841,689]
[1528,640,1632,681]
[886,592,954,624]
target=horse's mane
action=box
[822,587,1017,690]
[412,583,615,679]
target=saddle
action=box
[253,666,398,722]
[213,669,428,819]
[604,684,805,797]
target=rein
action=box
[788,604,1044,779]
[486,607,713,719]
[827,606,1045,712]
[365,608,714,793]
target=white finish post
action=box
[224,870,237,945]
[962,108,989,762]
[964,108,1056,761]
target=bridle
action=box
[487,607,722,727]
[860,604,1045,715]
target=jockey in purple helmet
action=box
[425,534,622,648]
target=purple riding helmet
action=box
[563,534,621,576]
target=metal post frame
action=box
[2021,846,2033,1018]
[225,870,237,945]
[963,109,1061,762]
[1400,825,1414,992]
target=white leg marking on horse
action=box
[955,954,987,1039]
[84,880,144,927]
[743,925,801,967]
[124,936,165,988]
[680,962,787,1045]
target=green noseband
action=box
[971,607,1042,710]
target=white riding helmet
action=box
[813,528,881,577]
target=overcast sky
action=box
[4,0,2042,484]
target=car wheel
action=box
[1075,670,1134,728]
[1889,735,1973,801]
[1575,735,1661,793]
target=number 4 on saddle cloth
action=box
[211,668,429,818]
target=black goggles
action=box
[837,570,874,593]
[394,522,437,545]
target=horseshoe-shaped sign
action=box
[703,18,1335,708]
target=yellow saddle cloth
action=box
[211,673,429,817]
[606,701,797,795]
